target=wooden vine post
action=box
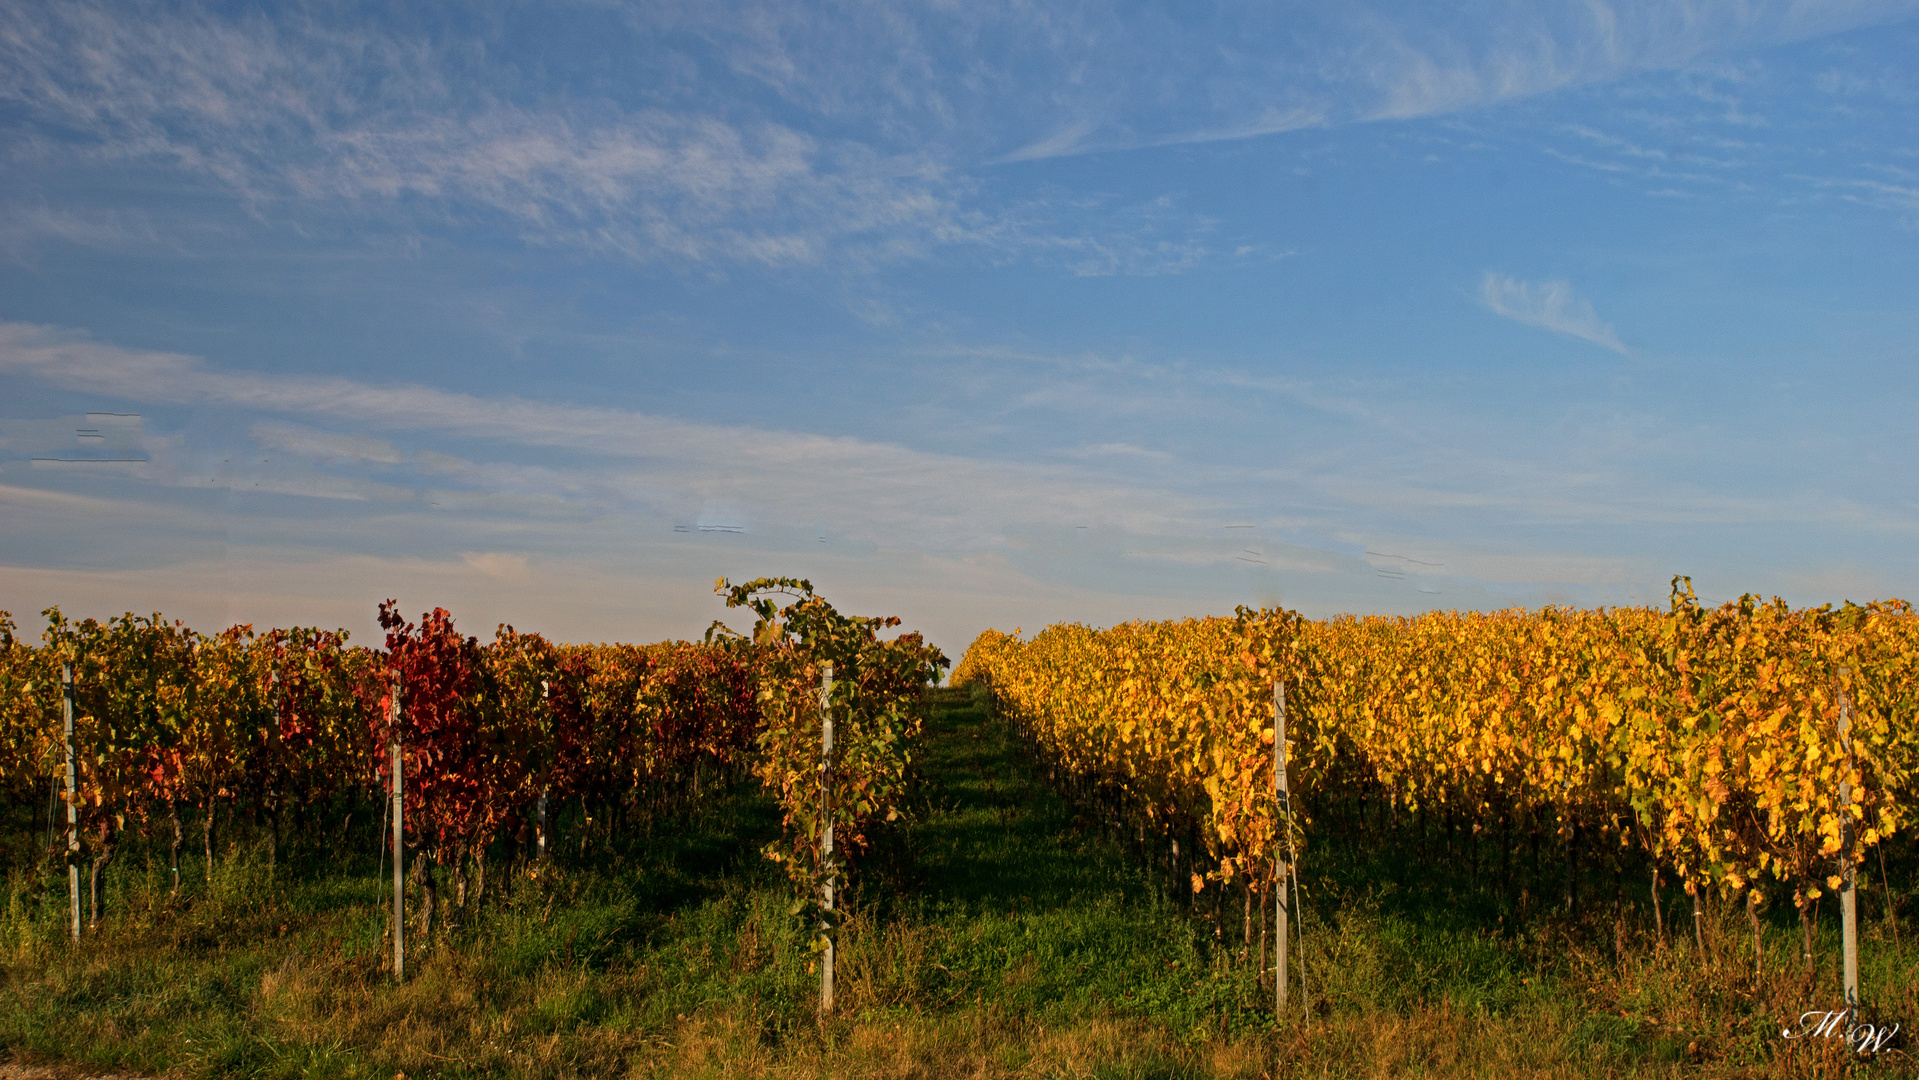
[390,672,405,981]
[1839,667,1858,1010]
[63,662,80,943]
[818,661,836,1018]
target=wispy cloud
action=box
[0,2,1231,274]
[11,321,1838,561]
[0,323,1220,549]
[9,0,1913,277]
[654,0,1919,161]
[0,3,964,267]
[964,191,1219,276]
[10,319,1918,642]
[1489,53,1919,220]
[250,421,402,466]
[1479,272,1629,353]
[0,206,166,259]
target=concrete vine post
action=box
[819,661,836,1018]
[63,662,79,944]
[1839,667,1858,1011]
[1692,883,1707,967]
[1287,682,1308,1009]
[538,679,552,861]
[390,673,405,981]
[1274,679,1298,1016]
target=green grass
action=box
[0,691,1913,1077]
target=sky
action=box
[3,0,1919,663]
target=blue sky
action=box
[4,0,1919,660]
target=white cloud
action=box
[460,551,531,581]
[647,0,1919,160]
[0,3,1226,274]
[0,1,967,268]
[251,421,402,465]
[1065,443,1173,461]
[9,0,1912,276]
[0,322,1220,550]
[11,321,1919,642]
[0,206,163,258]
[21,319,1893,562]
[1479,272,1630,353]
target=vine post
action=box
[390,672,405,981]
[819,660,836,1018]
[537,679,550,862]
[1273,679,1296,1016]
[63,661,79,943]
[1838,666,1857,1010]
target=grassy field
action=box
[0,688,1910,1077]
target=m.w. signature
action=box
[1782,1009,1900,1055]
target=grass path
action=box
[871,688,1262,1028]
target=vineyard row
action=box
[0,577,946,938]
[954,580,1919,958]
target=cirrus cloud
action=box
[1479,272,1629,353]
